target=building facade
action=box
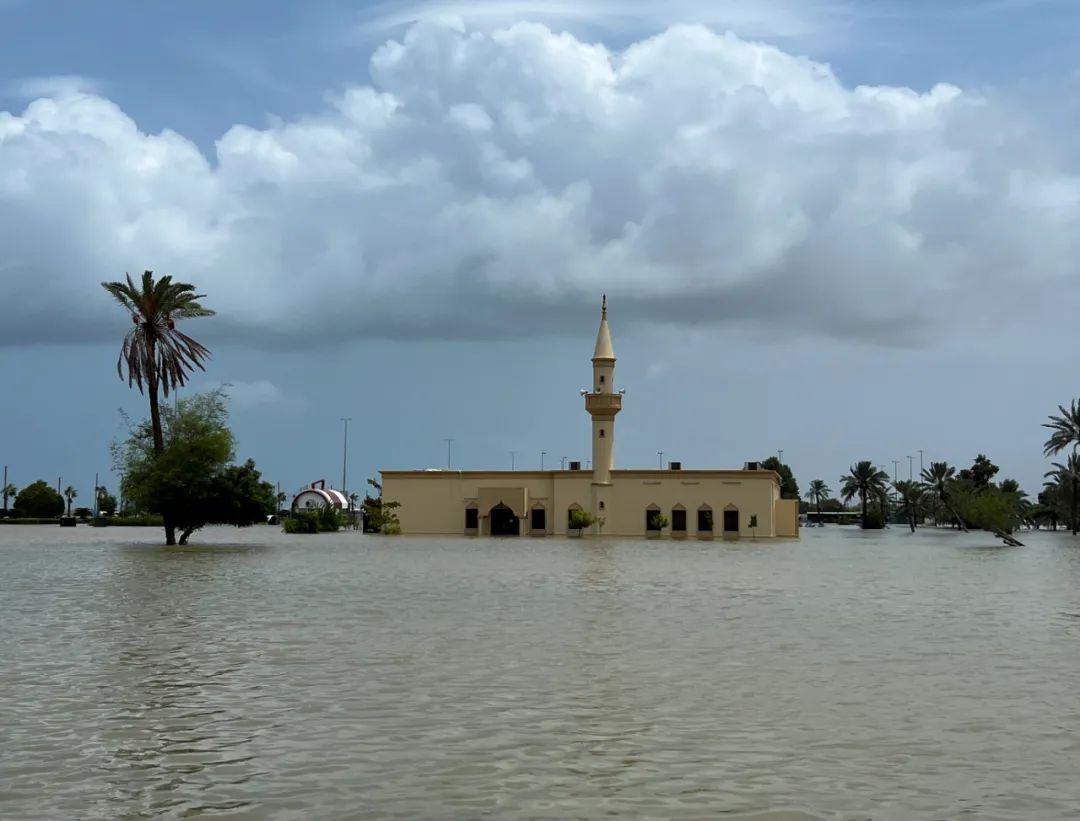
[381,299,799,539]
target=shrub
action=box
[568,509,595,531]
[862,509,885,529]
[283,506,344,534]
[13,481,64,518]
[648,512,669,531]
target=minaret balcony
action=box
[585,392,622,418]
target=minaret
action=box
[585,295,621,486]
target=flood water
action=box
[2,524,1080,819]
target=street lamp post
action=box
[509,451,517,471]
[561,456,567,470]
[658,450,665,469]
[540,451,546,471]
[444,438,454,470]
[918,449,925,477]
[340,418,351,507]
[907,455,913,481]
[778,449,784,464]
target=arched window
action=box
[723,504,739,533]
[645,503,662,532]
[599,428,605,438]
[697,505,713,532]
[599,375,605,384]
[530,504,546,531]
[671,504,687,532]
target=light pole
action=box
[778,449,784,464]
[509,451,517,471]
[561,456,567,470]
[444,438,454,470]
[658,450,665,469]
[907,455,913,481]
[918,449,924,477]
[892,460,899,483]
[540,451,546,471]
[340,417,351,506]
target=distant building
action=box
[381,298,800,539]
[291,480,349,512]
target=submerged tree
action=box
[892,479,925,533]
[805,479,831,521]
[1044,454,1080,536]
[1043,400,1080,536]
[63,485,77,517]
[102,271,215,545]
[921,461,966,530]
[113,389,275,544]
[839,461,889,529]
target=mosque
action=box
[380,299,799,539]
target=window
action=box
[723,509,739,532]
[465,507,478,529]
[672,509,687,532]
[531,507,546,530]
[698,509,713,531]
[599,428,605,438]
[599,375,605,384]
[599,501,605,510]
[645,505,661,531]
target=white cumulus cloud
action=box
[1,21,1078,349]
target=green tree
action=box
[892,479,925,533]
[95,486,118,517]
[102,271,215,545]
[960,454,999,489]
[63,485,78,516]
[13,480,64,518]
[804,479,831,521]
[839,461,889,529]
[1043,401,1080,536]
[761,456,799,499]
[921,461,966,530]
[113,390,273,544]
[1044,454,1080,536]
[567,508,596,534]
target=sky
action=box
[2,0,1080,503]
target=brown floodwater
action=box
[2,524,1079,819]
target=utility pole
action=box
[444,438,454,470]
[340,417,351,506]
[93,472,99,518]
[540,451,546,471]
[907,455,913,481]
[892,460,899,483]
[918,449,925,477]
[509,450,517,471]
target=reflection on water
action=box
[2,525,1080,819]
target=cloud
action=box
[203,380,307,412]
[7,74,102,98]
[1,21,1079,350]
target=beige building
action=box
[381,298,799,539]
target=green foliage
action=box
[74,507,92,519]
[862,509,885,529]
[840,461,890,529]
[648,512,669,531]
[761,457,799,499]
[360,477,402,534]
[568,508,595,531]
[950,484,1024,534]
[112,390,275,544]
[96,486,118,516]
[282,505,345,534]
[960,454,999,489]
[1,482,16,512]
[1043,399,1080,457]
[13,480,64,518]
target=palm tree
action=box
[805,479,831,523]
[921,461,966,530]
[63,486,77,517]
[1043,400,1080,536]
[102,271,215,545]
[839,461,889,528]
[2,482,15,513]
[893,480,925,533]
[1044,454,1080,535]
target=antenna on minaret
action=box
[601,294,607,318]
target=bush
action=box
[282,506,344,534]
[568,509,595,531]
[648,512,669,531]
[74,507,92,519]
[862,509,885,529]
[13,481,64,518]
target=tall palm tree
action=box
[102,271,215,545]
[839,461,889,528]
[920,461,966,530]
[893,479,925,533]
[1043,400,1080,536]
[2,482,15,513]
[63,486,77,516]
[804,479,831,523]
[1044,454,1080,535]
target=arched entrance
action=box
[490,503,520,536]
